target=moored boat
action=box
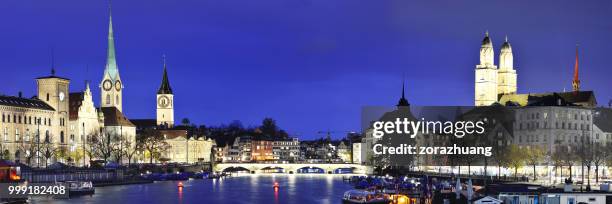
[342,190,391,204]
[58,181,95,197]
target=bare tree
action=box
[119,137,139,166]
[592,143,607,184]
[17,141,37,166]
[138,129,169,164]
[88,133,120,162]
[525,146,545,181]
[560,145,577,181]
[551,147,565,183]
[39,139,58,167]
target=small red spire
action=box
[572,45,580,92]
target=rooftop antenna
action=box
[50,47,56,76]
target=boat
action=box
[342,190,391,204]
[58,181,95,197]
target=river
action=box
[31,174,356,204]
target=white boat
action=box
[342,190,391,204]
[57,181,95,197]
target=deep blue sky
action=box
[1,0,611,139]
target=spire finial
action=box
[572,43,580,92]
[401,75,406,99]
[505,35,508,42]
[485,30,489,37]
[162,54,167,67]
[396,75,410,107]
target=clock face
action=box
[103,80,112,91]
[115,81,122,91]
[158,95,170,108]
[59,92,65,101]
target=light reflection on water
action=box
[31,174,360,204]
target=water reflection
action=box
[31,174,361,204]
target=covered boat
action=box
[342,190,391,204]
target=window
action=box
[116,95,120,105]
[25,129,30,141]
[46,93,49,101]
[15,129,19,141]
[3,127,8,141]
[60,131,64,143]
[106,94,110,104]
[45,130,49,143]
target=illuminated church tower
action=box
[100,6,124,112]
[156,57,174,127]
[475,31,498,106]
[497,36,517,95]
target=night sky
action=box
[1,0,611,139]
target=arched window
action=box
[60,131,64,143]
[106,94,111,104]
[45,130,49,143]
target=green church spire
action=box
[104,2,119,81]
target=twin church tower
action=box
[474,32,517,106]
[98,6,174,127]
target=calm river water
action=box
[31,174,356,204]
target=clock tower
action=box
[156,58,174,127]
[36,68,70,144]
[100,6,124,112]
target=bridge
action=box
[214,163,372,174]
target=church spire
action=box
[158,55,173,94]
[104,1,119,81]
[572,44,580,92]
[396,79,410,107]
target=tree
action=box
[551,147,565,183]
[261,118,278,137]
[39,139,57,167]
[17,141,37,166]
[138,129,169,164]
[119,137,139,166]
[507,144,526,180]
[88,133,120,162]
[592,143,607,184]
[0,142,9,160]
[573,140,593,185]
[560,145,577,181]
[70,149,85,166]
[181,118,191,127]
[494,144,510,179]
[525,146,545,181]
[55,147,70,164]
